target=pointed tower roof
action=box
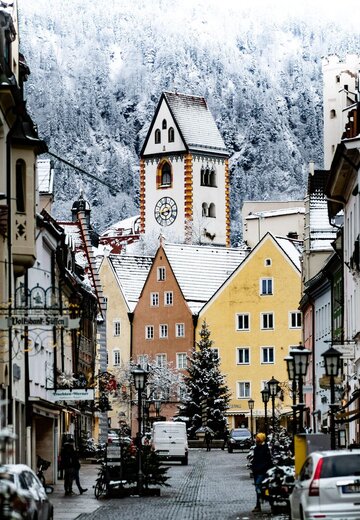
[141,91,228,157]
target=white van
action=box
[152,421,188,465]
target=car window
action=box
[19,472,29,490]
[299,457,313,481]
[233,430,250,437]
[321,454,360,478]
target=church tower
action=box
[139,92,230,246]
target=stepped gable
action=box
[163,243,248,313]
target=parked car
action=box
[289,449,360,520]
[227,428,252,452]
[0,464,53,520]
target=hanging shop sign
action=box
[50,388,94,401]
[0,315,80,330]
[332,343,356,360]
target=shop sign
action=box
[0,315,80,330]
[50,388,94,401]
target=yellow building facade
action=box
[198,233,302,432]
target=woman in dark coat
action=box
[251,433,272,512]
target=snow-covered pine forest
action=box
[18,0,360,243]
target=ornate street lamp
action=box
[261,387,270,436]
[268,376,280,432]
[131,364,148,495]
[291,343,311,433]
[285,354,297,437]
[248,398,255,438]
[322,346,342,450]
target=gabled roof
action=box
[108,254,153,312]
[163,243,248,313]
[200,233,302,314]
[141,91,228,157]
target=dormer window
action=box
[162,119,167,130]
[155,129,161,144]
[168,127,174,142]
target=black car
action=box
[227,428,252,452]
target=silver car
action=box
[0,464,53,520]
[290,449,360,520]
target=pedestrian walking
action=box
[251,432,272,513]
[221,428,229,450]
[204,430,212,451]
[60,440,75,496]
[72,448,88,495]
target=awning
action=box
[30,398,61,419]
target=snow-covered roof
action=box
[163,243,248,313]
[163,91,228,155]
[246,207,305,219]
[275,236,302,270]
[109,254,153,312]
[37,159,54,194]
[101,215,140,238]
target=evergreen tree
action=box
[180,320,231,439]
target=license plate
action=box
[342,484,360,493]
[157,450,169,454]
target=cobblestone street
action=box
[52,449,290,520]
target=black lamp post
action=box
[248,398,255,438]
[143,399,150,435]
[285,354,297,437]
[261,387,270,436]
[131,365,148,495]
[322,346,342,450]
[268,376,280,432]
[154,398,161,418]
[291,343,311,433]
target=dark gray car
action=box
[227,428,252,452]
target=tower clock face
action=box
[154,197,178,226]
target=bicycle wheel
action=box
[94,478,106,499]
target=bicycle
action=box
[94,462,109,499]
[37,456,54,494]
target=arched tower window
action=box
[155,129,161,144]
[162,119,167,130]
[16,159,26,213]
[204,167,210,186]
[168,127,174,142]
[210,168,216,187]
[156,161,173,188]
[330,109,336,119]
[208,203,216,218]
[202,203,208,217]
[161,163,171,186]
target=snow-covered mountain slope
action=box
[18,0,360,243]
